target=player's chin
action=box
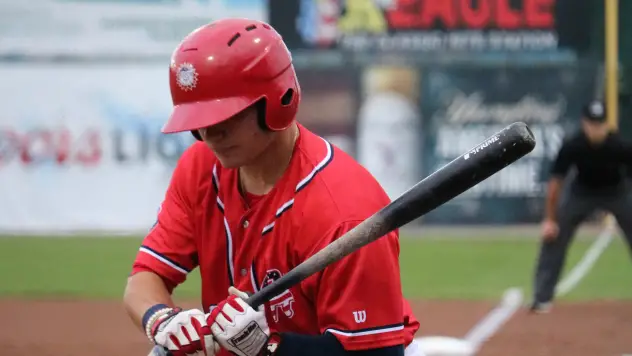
[215,154,245,169]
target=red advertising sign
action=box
[268,0,563,52]
[386,0,554,30]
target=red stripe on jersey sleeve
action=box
[307,221,407,351]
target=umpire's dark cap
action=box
[582,100,607,122]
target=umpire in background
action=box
[531,100,632,313]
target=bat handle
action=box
[149,345,171,356]
[245,292,265,309]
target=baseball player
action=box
[531,100,632,313]
[123,18,422,356]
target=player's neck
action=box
[239,123,300,196]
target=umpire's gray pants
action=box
[533,182,632,303]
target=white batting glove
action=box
[147,307,219,356]
[208,287,270,356]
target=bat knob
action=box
[148,345,171,356]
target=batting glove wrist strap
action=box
[142,304,178,343]
[142,304,170,330]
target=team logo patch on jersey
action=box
[176,62,198,91]
[262,269,295,323]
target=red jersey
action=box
[131,124,420,351]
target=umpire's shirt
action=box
[551,130,632,191]
[544,101,632,224]
[535,103,632,307]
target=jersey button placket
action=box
[238,218,250,281]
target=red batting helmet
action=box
[163,18,300,138]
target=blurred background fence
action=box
[1,0,630,233]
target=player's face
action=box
[581,119,609,144]
[197,105,275,168]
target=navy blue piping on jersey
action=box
[211,169,219,194]
[250,261,261,292]
[261,222,275,236]
[250,138,334,293]
[295,140,334,194]
[258,138,335,237]
[324,323,405,337]
[260,198,295,236]
[212,165,235,287]
[275,199,295,218]
[139,245,192,274]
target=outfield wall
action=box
[0,60,600,234]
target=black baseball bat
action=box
[150,121,536,356]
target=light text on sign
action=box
[436,124,563,160]
[439,91,566,124]
[332,0,558,52]
[435,159,542,197]
[339,30,557,51]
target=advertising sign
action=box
[419,63,597,224]
[0,63,361,233]
[0,63,195,233]
[269,0,579,53]
[0,0,266,58]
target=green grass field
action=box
[0,232,630,302]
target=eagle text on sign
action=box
[386,0,554,30]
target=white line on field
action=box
[463,287,523,352]
[459,219,615,353]
[555,217,615,297]
[413,220,614,355]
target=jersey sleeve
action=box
[550,139,574,178]
[301,220,406,351]
[130,149,199,288]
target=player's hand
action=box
[541,218,559,241]
[147,307,219,356]
[208,287,270,356]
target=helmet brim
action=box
[162,96,257,134]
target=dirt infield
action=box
[412,300,632,356]
[1,299,630,356]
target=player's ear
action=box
[255,99,269,131]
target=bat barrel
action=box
[247,122,535,309]
[378,121,536,231]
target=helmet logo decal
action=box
[176,62,198,91]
